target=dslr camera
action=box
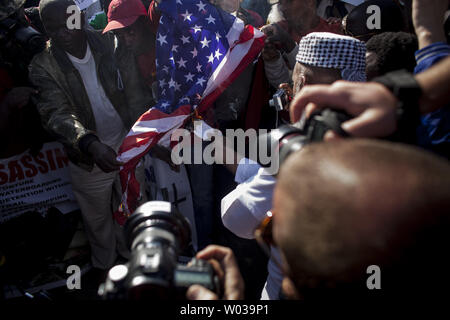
[259,108,352,170]
[0,9,45,55]
[98,201,220,300]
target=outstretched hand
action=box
[261,23,296,61]
[87,140,124,172]
[186,245,244,300]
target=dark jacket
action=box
[29,29,153,170]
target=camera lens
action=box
[257,124,307,172]
[117,201,192,299]
[125,201,191,252]
[14,26,46,54]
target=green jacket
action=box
[29,29,153,171]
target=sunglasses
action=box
[254,210,285,271]
[254,210,275,258]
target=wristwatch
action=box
[373,69,423,143]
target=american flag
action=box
[114,0,265,223]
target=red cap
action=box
[103,0,148,34]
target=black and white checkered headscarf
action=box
[296,32,367,82]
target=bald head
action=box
[273,140,450,297]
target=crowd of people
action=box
[1,0,449,302]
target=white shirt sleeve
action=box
[221,159,276,239]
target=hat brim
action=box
[102,15,140,34]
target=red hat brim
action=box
[102,15,140,34]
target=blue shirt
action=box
[414,42,450,158]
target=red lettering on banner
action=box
[34,152,49,173]
[21,155,38,178]
[8,160,24,183]
[46,149,56,171]
[0,145,70,185]
[0,164,8,185]
[54,148,69,168]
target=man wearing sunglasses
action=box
[187,139,450,300]
[219,32,366,300]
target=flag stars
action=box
[207,53,214,63]
[174,82,181,91]
[196,77,206,86]
[191,47,198,58]
[161,101,170,108]
[159,78,166,88]
[185,72,195,82]
[180,35,190,44]
[157,33,168,46]
[181,10,192,22]
[196,63,202,72]
[193,25,202,33]
[171,44,179,52]
[162,66,169,73]
[177,57,187,68]
[196,1,207,11]
[215,32,221,41]
[214,49,223,60]
[180,96,190,103]
[200,37,211,48]
[168,78,176,88]
[206,14,216,24]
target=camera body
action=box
[98,201,220,300]
[259,108,352,170]
[269,88,289,111]
[0,14,45,55]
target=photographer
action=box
[1,0,45,128]
[0,0,46,88]
[220,32,367,300]
[189,139,450,300]
[291,0,449,155]
[289,56,450,148]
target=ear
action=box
[293,74,306,95]
[300,74,307,86]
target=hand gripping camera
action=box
[258,108,353,170]
[98,201,220,300]
[269,88,289,111]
